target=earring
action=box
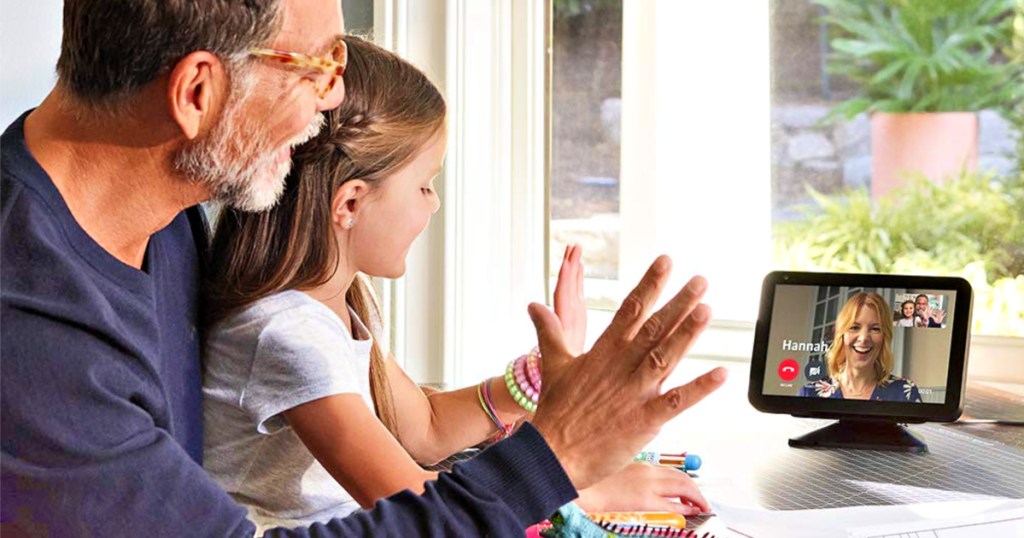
[346,218,355,228]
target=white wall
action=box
[0,1,63,127]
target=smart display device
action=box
[748,271,972,453]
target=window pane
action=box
[548,2,772,321]
[769,0,1023,337]
[341,0,374,36]
[549,0,623,309]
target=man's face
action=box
[915,297,930,317]
[175,0,346,212]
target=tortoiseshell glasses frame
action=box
[249,37,347,99]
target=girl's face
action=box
[902,302,915,319]
[843,305,883,372]
[349,131,446,278]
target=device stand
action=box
[789,420,928,453]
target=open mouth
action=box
[852,344,873,355]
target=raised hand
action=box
[553,244,587,355]
[529,256,727,490]
[576,462,710,516]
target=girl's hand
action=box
[553,244,586,355]
[575,462,710,516]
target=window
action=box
[550,1,623,310]
[548,1,772,326]
[769,0,1023,338]
[341,0,374,37]
[548,0,1022,340]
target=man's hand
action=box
[530,256,726,490]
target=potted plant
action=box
[814,0,1019,198]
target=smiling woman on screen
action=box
[798,292,922,403]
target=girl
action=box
[202,35,708,533]
[895,300,916,327]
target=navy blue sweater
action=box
[1,114,576,537]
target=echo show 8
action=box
[749,271,972,430]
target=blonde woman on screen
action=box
[798,292,922,403]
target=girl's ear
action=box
[331,180,372,230]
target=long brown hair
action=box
[826,292,895,383]
[205,35,446,437]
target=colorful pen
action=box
[634,451,702,471]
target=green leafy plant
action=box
[963,262,1024,336]
[774,170,1024,336]
[814,0,1018,120]
[1005,0,1024,176]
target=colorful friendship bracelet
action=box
[476,380,508,436]
[481,378,513,439]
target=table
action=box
[655,359,1024,537]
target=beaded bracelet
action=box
[504,357,538,413]
[513,357,539,402]
[525,350,542,392]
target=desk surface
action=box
[656,359,1024,536]
[430,359,1022,536]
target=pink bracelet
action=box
[513,356,539,403]
[505,354,538,412]
[525,351,542,392]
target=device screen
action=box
[761,285,956,405]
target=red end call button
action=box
[778,358,799,381]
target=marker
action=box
[633,451,702,471]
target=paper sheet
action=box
[709,498,1024,538]
[846,505,1024,538]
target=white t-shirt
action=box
[203,290,375,535]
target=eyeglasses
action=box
[249,37,347,99]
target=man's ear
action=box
[331,180,372,229]
[167,51,230,140]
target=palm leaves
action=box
[814,0,1018,118]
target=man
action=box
[0,1,725,536]
[914,294,945,328]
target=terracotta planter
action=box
[870,112,979,199]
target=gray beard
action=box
[173,77,324,212]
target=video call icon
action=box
[804,357,825,382]
[778,358,799,382]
